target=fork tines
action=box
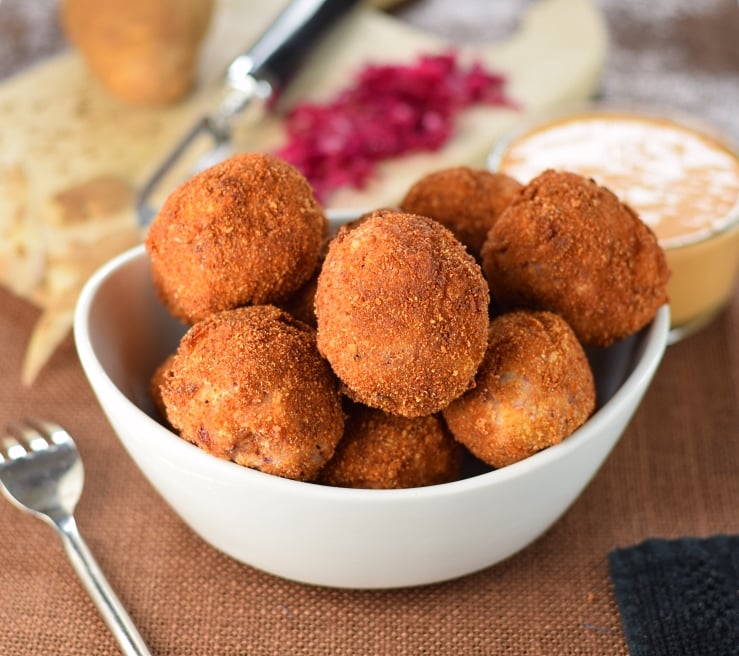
[0,419,71,462]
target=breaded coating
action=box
[160,305,344,481]
[319,403,463,489]
[443,310,595,468]
[480,170,669,346]
[149,353,175,420]
[277,274,319,328]
[277,213,381,327]
[146,153,327,324]
[275,226,335,328]
[315,211,490,417]
[400,167,522,258]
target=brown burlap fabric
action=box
[1,1,738,654]
[2,275,738,656]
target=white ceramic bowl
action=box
[74,242,669,589]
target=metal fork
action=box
[0,419,152,656]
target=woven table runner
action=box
[1,1,738,654]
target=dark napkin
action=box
[609,535,739,656]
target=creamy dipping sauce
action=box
[490,110,739,340]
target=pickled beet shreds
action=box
[274,52,518,201]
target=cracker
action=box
[0,163,46,298]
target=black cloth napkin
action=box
[609,535,739,656]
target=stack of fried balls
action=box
[146,153,669,488]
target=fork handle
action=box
[55,515,152,656]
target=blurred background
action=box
[1,0,737,141]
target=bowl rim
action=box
[74,243,670,503]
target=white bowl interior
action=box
[74,243,669,588]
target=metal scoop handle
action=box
[219,0,361,134]
[230,0,361,93]
[136,0,360,227]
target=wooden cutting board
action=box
[0,0,606,384]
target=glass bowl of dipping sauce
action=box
[488,107,739,343]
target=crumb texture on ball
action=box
[146,153,327,324]
[481,169,669,346]
[315,211,490,417]
[158,305,344,481]
[400,166,522,257]
[443,310,596,468]
[319,403,463,489]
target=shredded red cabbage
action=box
[274,52,518,201]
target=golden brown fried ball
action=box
[158,305,344,481]
[400,166,522,258]
[277,274,319,328]
[149,353,175,420]
[443,310,596,468]
[315,211,490,418]
[319,403,463,489]
[274,221,337,328]
[480,170,669,346]
[273,212,383,330]
[146,153,327,324]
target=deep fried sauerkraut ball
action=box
[400,166,522,257]
[318,403,463,489]
[149,353,175,420]
[158,305,344,481]
[274,222,336,328]
[277,212,382,327]
[480,170,669,346]
[277,274,319,328]
[443,310,596,468]
[146,153,327,324]
[315,211,490,418]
